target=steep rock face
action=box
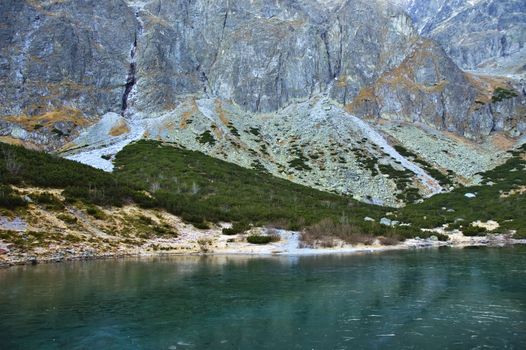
[0,0,524,152]
[403,0,526,74]
[130,0,416,113]
[0,0,138,116]
[0,0,138,147]
[348,40,526,138]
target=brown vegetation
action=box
[5,107,89,132]
[301,218,378,247]
[109,120,130,137]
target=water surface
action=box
[1,247,526,349]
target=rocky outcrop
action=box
[130,0,416,113]
[402,0,526,75]
[0,0,138,118]
[348,39,526,138]
[1,0,524,143]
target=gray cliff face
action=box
[131,0,415,113]
[403,0,526,74]
[0,0,417,117]
[349,39,526,138]
[0,0,138,117]
[0,0,524,151]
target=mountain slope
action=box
[0,0,525,206]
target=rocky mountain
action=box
[1,0,525,206]
[402,0,526,77]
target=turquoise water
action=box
[1,247,526,349]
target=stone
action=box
[465,193,477,198]
[380,218,393,226]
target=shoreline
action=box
[2,234,525,269]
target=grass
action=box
[396,144,526,237]
[0,143,142,207]
[0,230,81,250]
[492,87,518,103]
[113,140,389,231]
[2,139,524,244]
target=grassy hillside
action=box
[113,141,415,238]
[1,140,525,245]
[0,142,143,207]
[396,144,526,237]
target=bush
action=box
[222,222,249,235]
[436,233,450,241]
[86,206,107,220]
[57,213,78,224]
[31,192,64,210]
[0,185,27,209]
[492,87,518,103]
[247,234,279,245]
[378,236,401,245]
[462,225,487,237]
[192,222,210,230]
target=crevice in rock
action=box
[321,31,333,79]
[336,20,343,78]
[121,34,138,115]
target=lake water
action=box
[1,247,526,349]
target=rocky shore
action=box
[2,227,525,269]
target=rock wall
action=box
[403,0,526,73]
[0,0,524,148]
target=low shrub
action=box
[247,234,279,244]
[492,87,518,103]
[222,222,250,235]
[0,185,27,210]
[152,224,177,237]
[378,235,401,245]
[462,225,487,237]
[31,192,64,210]
[192,222,210,230]
[302,218,375,246]
[57,213,78,224]
[86,206,107,220]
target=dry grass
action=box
[301,218,376,247]
[378,235,401,246]
[215,99,230,126]
[179,111,193,129]
[0,136,40,150]
[109,120,130,137]
[5,107,89,131]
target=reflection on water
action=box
[1,248,526,349]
